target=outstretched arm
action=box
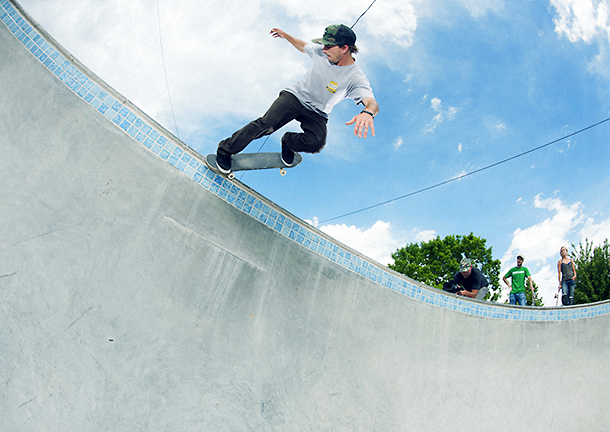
[270,28,307,53]
[346,97,379,138]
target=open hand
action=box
[346,112,375,138]
[270,28,287,39]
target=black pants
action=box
[218,91,327,156]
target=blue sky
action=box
[19,0,610,306]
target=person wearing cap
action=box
[452,258,489,300]
[213,24,379,174]
[502,254,534,306]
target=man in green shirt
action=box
[503,254,534,306]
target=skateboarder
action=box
[213,24,379,174]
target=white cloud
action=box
[362,0,418,48]
[587,50,610,80]
[431,97,442,112]
[580,216,610,246]
[424,97,458,132]
[304,220,404,266]
[271,0,418,49]
[306,219,442,267]
[425,113,444,132]
[447,106,458,120]
[458,143,463,152]
[532,264,564,306]
[452,169,469,180]
[550,0,610,83]
[392,136,404,150]
[19,0,300,141]
[414,229,437,243]
[457,0,506,18]
[551,0,608,43]
[500,194,583,267]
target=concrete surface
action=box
[2,1,610,430]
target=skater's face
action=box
[323,44,347,65]
[460,267,472,278]
[517,257,523,266]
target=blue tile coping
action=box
[3,0,609,321]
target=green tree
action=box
[572,239,610,305]
[389,233,502,301]
[527,281,545,307]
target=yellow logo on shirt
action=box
[326,81,339,94]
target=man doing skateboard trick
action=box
[213,24,379,174]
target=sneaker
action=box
[216,152,232,174]
[281,143,295,166]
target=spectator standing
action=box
[503,254,534,306]
[557,246,577,306]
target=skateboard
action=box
[531,291,537,307]
[205,152,303,180]
[554,287,562,306]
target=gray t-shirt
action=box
[284,44,374,119]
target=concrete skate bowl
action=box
[2,1,610,430]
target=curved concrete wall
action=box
[2,1,609,430]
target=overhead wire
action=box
[238,135,272,180]
[320,116,610,224]
[156,0,181,139]
[351,0,378,29]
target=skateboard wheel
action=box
[280,168,286,176]
[228,172,235,180]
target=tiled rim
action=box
[3,0,609,322]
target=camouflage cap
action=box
[312,24,356,46]
[459,258,472,272]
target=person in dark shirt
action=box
[557,246,576,306]
[453,258,489,300]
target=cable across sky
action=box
[320,117,610,224]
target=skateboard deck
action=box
[205,152,303,179]
[531,291,537,307]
